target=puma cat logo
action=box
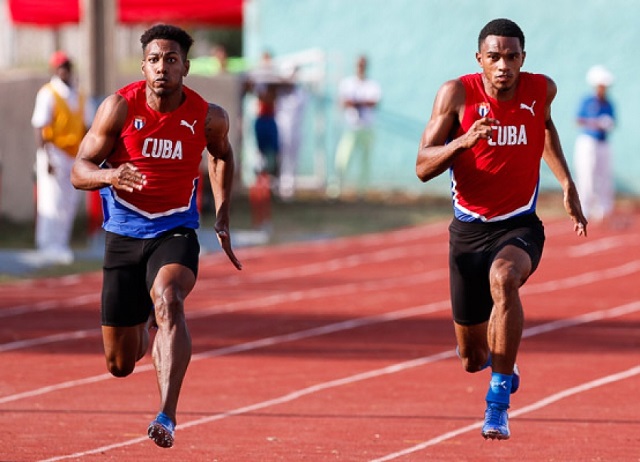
[180,119,197,135]
[520,101,536,117]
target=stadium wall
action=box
[244,0,640,198]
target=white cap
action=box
[586,65,614,87]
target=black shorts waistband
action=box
[450,213,541,232]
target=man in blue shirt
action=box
[573,65,616,224]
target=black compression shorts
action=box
[101,227,200,327]
[448,213,545,326]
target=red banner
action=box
[8,0,80,26]
[118,0,242,27]
[8,0,242,27]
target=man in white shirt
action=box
[331,55,382,198]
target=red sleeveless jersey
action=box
[451,72,548,222]
[108,81,209,217]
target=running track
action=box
[1,213,639,461]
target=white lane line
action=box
[3,256,638,353]
[190,301,450,361]
[523,260,640,294]
[189,268,446,318]
[36,300,640,462]
[0,328,100,353]
[568,235,638,257]
[522,301,640,338]
[192,242,445,288]
[221,221,449,260]
[0,269,447,353]
[369,364,640,462]
[0,240,445,318]
[0,293,99,318]
[0,300,450,405]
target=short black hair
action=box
[478,18,525,51]
[140,24,194,59]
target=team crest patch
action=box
[477,102,491,117]
[133,116,146,130]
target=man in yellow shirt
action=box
[31,51,93,264]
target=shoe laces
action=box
[485,403,508,425]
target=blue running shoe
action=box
[511,364,520,394]
[148,412,175,448]
[481,402,510,440]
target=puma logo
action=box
[180,119,197,135]
[520,101,536,117]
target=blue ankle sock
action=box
[486,372,512,407]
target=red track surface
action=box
[1,213,639,461]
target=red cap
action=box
[49,51,71,68]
